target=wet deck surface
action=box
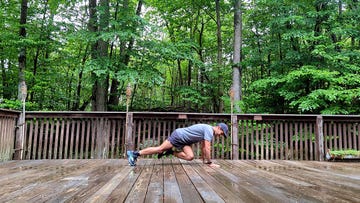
[0,159,359,203]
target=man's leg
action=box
[127,140,173,166]
[139,139,173,155]
[174,145,194,161]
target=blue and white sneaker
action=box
[127,150,138,166]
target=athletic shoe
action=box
[157,148,174,159]
[127,150,138,166]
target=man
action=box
[126,123,228,167]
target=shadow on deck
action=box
[0,159,359,202]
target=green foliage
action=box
[243,0,360,114]
[330,149,360,158]
[246,64,360,114]
[0,99,22,110]
[1,0,359,114]
[84,58,113,78]
[177,86,209,107]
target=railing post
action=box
[125,112,134,152]
[231,115,239,160]
[315,115,324,161]
[14,81,27,160]
[14,112,24,160]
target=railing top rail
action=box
[23,111,360,122]
[0,109,20,117]
[322,115,360,122]
[24,111,230,120]
[25,111,127,119]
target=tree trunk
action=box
[89,0,109,111]
[18,0,27,101]
[108,1,121,110]
[198,18,207,112]
[72,43,89,110]
[108,0,143,109]
[96,0,110,111]
[215,0,224,113]
[232,0,242,112]
[88,0,98,111]
[15,0,28,160]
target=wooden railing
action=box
[19,112,229,160]
[0,110,359,161]
[0,109,20,161]
[232,115,360,161]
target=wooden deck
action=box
[0,159,359,203]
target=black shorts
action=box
[167,131,185,149]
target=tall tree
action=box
[18,0,27,102]
[215,0,224,112]
[108,0,144,110]
[232,0,242,112]
[14,0,28,160]
[88,0,98,110]
[89,0,110,111]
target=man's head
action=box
[215,123,229,137]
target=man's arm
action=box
[200,141,205,161]
[202,140,212,164]
[202,140,220,168]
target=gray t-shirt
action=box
[174,124,214,145]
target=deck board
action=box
[213,160,286,202]
[171,159,203,203]
[163,159,183,203]
[0,159,359,203]
[124,160,153,203]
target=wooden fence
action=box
[231,115,360,161]
[0,110,359,161]
[18,112,229,160]
[0,109,19,161]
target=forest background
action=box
[0,0,359,114]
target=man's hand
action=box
[204,161,220,168]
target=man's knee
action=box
[185,154,194,161]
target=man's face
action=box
[214,126,225,136]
